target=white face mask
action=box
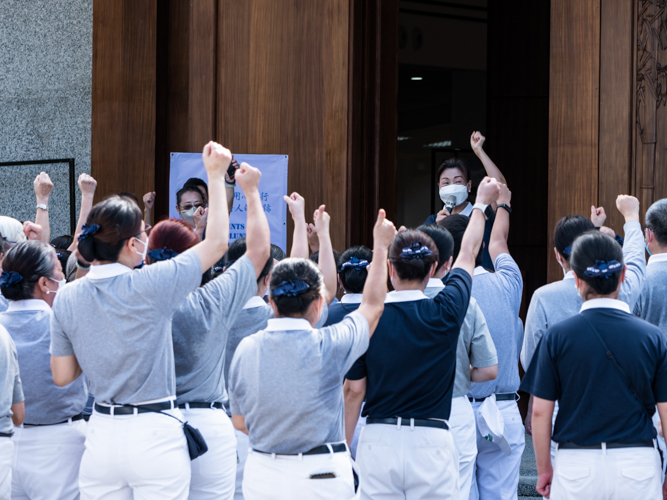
[439,184,469,207]
[134,237,148,263]
[180,206,198,225]
[47,277,66,294]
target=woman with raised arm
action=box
[49,141,232,499]
[228,209,396,500]
[0,241,86,499]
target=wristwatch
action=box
[497,203,512,214]
[36,203,48,211]
[473,203,494,220]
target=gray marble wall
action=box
[0,0,93,239]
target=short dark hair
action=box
[226,237,274,283]
[338,245,373,294]
[438,214,483,268]
[183,178,209,201]
[309,249,341,267]
[270,258,323,317]
[646,198,667,246]
[50,235,73,250]
[78,196,143,263]
[271,244,286,262]
[570,231,624,297]
[118,192,140,207]
[388,230,438,282]
[1,241,57,301]
[553,215,596,261]
[418,225,454,273]
[176,186,205,207]
[436,158,472,185]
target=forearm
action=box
[358,245,388,333]
[143,208,152,227]
[68,194,94,251]
[244,189,271,277]
[11,402,24,426]
[532,403,555,476]
[344,381,365,446]
[35,206,50,243]
[476,148,506,184]
[317,231,337,304]
[226,186,235,215]
[488,208,510,261]
[453,209,486,274]
[290,216,309,258]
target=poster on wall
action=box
[169,153,289,252]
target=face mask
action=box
[439,184,469,207]
[556,254,567,278]
[134,237,148,263]
[47,277,66,294]
[646,243,652,256]
[180,206,198,225]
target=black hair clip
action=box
[400,242,433,260]
[147,247,179,262]
[0,271,23,288]
[584,260,622,279]
[341,257,369,271]
[273,280,310,297]
[78,224,100,242]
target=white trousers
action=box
[0,439,13,500]
[551,445,662,500]
[357,423,459,500]
[243,447,356,500]
[12,420,86,500]
[469,400,525,500]
[350,403,367,460]
[182,407,237,500]
[450,397,477,500]
[79,409,191,500]
[234,429,249,500]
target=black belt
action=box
[469,393,517,403]
[94,401,175,415]
[254,443,348,456]
[366,417,449,430]
[0,432,13,438]
[178,402,224,410]
[559,440,654,450]
[24,414,85,427]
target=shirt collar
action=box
[265,317,313,331]
[86,263,133,280]
[460,202,474,217]
[648,253,667,267]
[385,289,428,303]
[6,299,51,313]
[580,298,631,314]
[426,278,445,290]
[243,296,268,309]
[341,293,363,304]
[563,270,575,280]
[473,266,489,277]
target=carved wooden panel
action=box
[634,0,667,213]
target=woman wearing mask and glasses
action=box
[0,240,87,500]
[49,141,233,500]
[175,184,208,241]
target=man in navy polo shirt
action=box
[522,230,667,499]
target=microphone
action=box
[444,195,457,214]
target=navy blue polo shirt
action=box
[346,268,472,420]
[521,299,667,445]
[324,296,362,327]
[424,211,495,270]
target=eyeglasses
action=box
[180,203,206,211]
[135,224,152,237]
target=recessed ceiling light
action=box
[411,77,422,81]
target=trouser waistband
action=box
[558,440,654,450]
[0,432,13,438]
[178,402,224,410]
[94,401,175,415]
[469,393,517,403]
[253,442,347,456]
[23,414,85,426]
[366,417,449,430]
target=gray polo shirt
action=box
[0,323,23,434]
[469,254,524,398]
[50,250,202,405]
[522,221,647,369]
[0,300,86,424]
[634,254,667,336]
[172,255,257,405]
[229,311,369,454]
[425,279,497,398]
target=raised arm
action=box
[356,209,396,335]
[236,162,271,278]
[453,177,500,276]
[616,195,646,308]
[284,193,309,258]
[488,183,512,263]
[34,172,54,243]
[143,191,156,226]
[313,206,338,305]
[471,132,506,185]
[225,158,239,215]
[190,142,230,272]
[67,174,97,252]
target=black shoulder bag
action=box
[134,405,208,460]
[580,314,662,463]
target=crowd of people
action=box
[0,136,666,500]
